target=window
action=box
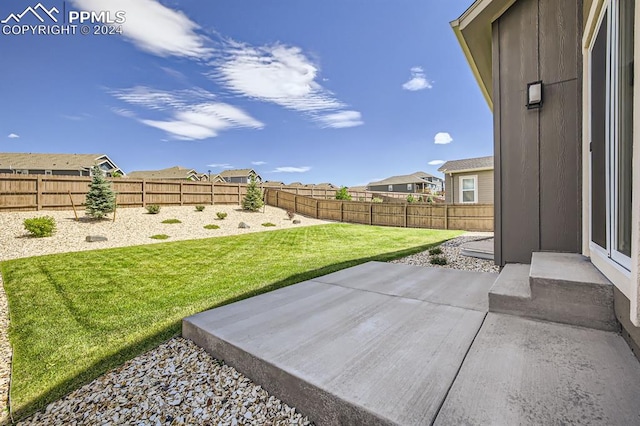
[407,183,412,191]
[17,169,28,175]
[388,185,393,192]
[44,170,52,175]
[459,175,478,204]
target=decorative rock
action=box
[19,338,312,425]
[292,220,301,224]
[238,222,250,229]
[85,235,108,242]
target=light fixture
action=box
[526,81,543,109]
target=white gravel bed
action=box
[18,338,310,426]
[0,205,329,262]
[0,274,9,426]
[391,233,500,273]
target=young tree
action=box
[242,174,264,212]
[335,186,352,200]
[85,165,116,219]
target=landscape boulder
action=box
[86,235,108,242]
[293,219,301,224]
[238,222,250,229]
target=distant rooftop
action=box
[437,156,494,173]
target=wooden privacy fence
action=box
[0,173,252,211]
[266,189,493,232]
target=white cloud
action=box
[317,110,363,129]
[111,107,136,118]
[428,160,445,165]
[402,66,433,91]
[272,166,311,173]
[207,163,234,169]
[7,133,19,139]
[214,43,342,112]
[72,0,213,59]
[434,132,453,144]
[212,42,362,128]
[251,161,266,166]
[112,87,263,140]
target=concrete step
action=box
[488,252,618,332]
[460,238,494,260]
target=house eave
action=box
[441,167,494,175]
[451,0,517,110]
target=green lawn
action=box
[1,223,461,419]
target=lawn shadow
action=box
[9,240,447,421]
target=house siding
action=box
[0,169,89,176]
[368,184,413,193]
[444,170,493,204]
[493,0,582,265]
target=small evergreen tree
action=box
[335,186,352,200]
[242,174,264,212]
[85,165,116,219]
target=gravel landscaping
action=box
[18,338,310,426]
[0,205,329,262]
[390,233,500,273]
[0,213,498,424]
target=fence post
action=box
[444,205,449,230]
[211,182,214,205]
[315,198,319,218]
[180,182,184,206]
[36,175,42,211]
[340,201,344,222]
[142,179,146,207]
[276,189,279,207]
[294,194,298,213]
[369,202,373,225]
[238,183,242,205]
[404,203,407,228]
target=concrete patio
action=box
[184,261,640,425]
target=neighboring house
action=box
[219,169,261,184]
[452,1,640,356]
[313,183,338,190]
[262,181,285,187]
[367,172,444,193]
[127,166,201,181]
[0,152,124,177]
[437,156,493,204]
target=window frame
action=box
[459,175,478,204]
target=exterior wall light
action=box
[526,81,543,109]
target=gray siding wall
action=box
[368,184,413,193]
[493,0,582,265]
[0,169,88,176]
[444,170,494,204]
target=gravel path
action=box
[0,205,329,262]
[0,219,498,425]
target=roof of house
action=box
[314,183,337,189]
[437,156,494,173]
[349,186,368,192]
[219,169,258,178]
[263,180,285,186]
[368,171,439,187]
[127,166,199,180]
[287,182,305,187]
[450,0,514,109]
[0,152,120,172]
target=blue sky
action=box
[0,0,492,186]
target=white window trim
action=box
[388,184,393,192]
[407,183,413,191]
[459,175,478,204]
[44,170,52,175]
